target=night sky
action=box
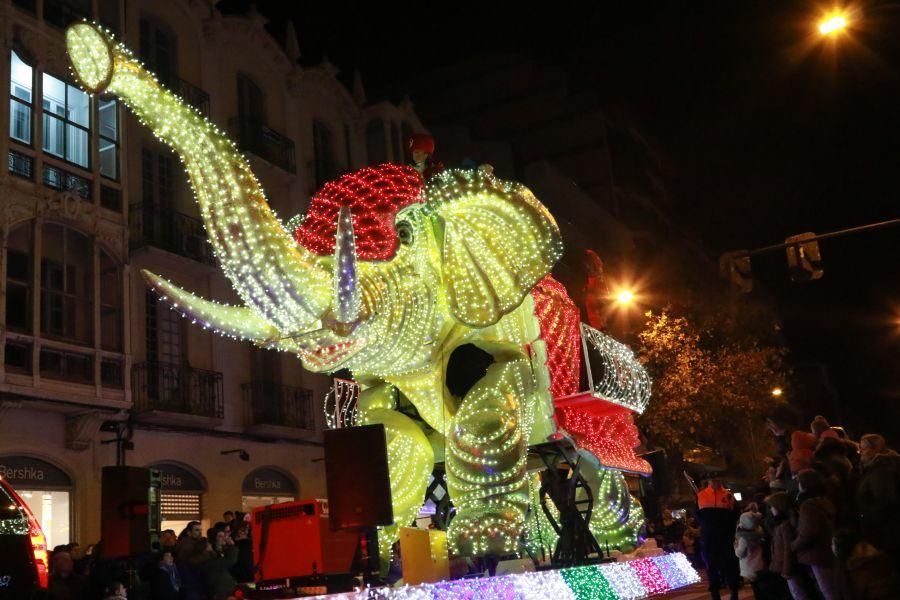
[223,1,900,441]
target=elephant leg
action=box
[446,358,533,556]
[357,384,434,566]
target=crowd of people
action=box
[686,416,900,600]
[45,510,255,600]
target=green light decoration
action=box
[66,22,645,561]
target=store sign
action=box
[242,468,296,495]
[149,462,205,493]
[0,456,72,488]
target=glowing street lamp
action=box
[818,11,849,36]
[615,289,636,306]
[771,387,784,397]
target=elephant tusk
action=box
[141,269,299,353]
[332,205,361,324]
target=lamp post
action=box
[818,11,850,36]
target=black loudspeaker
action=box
[101,466,161,558]
[644,450,673,497]
[324,424,393,531]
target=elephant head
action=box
[65,23,563,380]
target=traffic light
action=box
[719,251,753,293]
[785,232,823,282]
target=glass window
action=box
[16,490,69,548]
[98,0,120,34]
[401,122,413,163]
[42,73,89,168]
[139,17,177,85]
[366,119,387,165]
[10,51,33,144]
[241,495,295,514]
[390,121,401,163]
[312,120,336,189]
[43,0,90,29]
[40,223,92,344]
[98,99,118,179]
[100,250,122,352]
[5,222,33,333]
[237,74,265,122]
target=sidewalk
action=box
[655,579,754,599]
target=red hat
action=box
[408,133,435,155]
[294,164,424,261]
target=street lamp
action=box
[771,387,784,397]
[615,289,636,306]
[818,11,849,35]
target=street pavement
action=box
[654,580,754,599]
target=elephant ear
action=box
[427,166,563,328]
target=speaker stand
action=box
[350,527,382,587]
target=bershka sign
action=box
[242,467,296,495]
[148,462,205,492]
[0,456,72,488]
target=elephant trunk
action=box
[333,205,361,323]
[66,22,331,333]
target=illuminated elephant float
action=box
[67,23,644,558]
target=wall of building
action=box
[0,0,428,545]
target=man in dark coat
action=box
[696,479,741,600]
[857,434,900,557]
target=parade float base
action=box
[300,553,699,599]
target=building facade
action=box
[0,0,427,547]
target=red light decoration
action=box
[532,275,581,398]
[554,395,651,475]
[294,164,424,261]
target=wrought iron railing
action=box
[8,150,33,179]
[43,164,90,199]
[243,381,315,430]
[132,361,224,418]
[129,203,215,264]
[171,77,210,116]
[230,117,296,173]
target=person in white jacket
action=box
[734,510,766,597]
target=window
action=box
[312,120,336,189]
[4,340,32,373]
[390,121,401,163]
[12,0,37,15]
[366,119,387,165]
[10,51,33,145]
[99,250,122,352]
[42,73,90,168]
[43,0,90,28]
[139,17,177,85]
[146,290,183,365]
[98,99,119,179]
[40,223,92,344]
[98,0,120,33]
[401,122,414,163]
[6,222,33,333]
[142,148,175,208]
[237,74,265,122]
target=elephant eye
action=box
[397,221,414,245]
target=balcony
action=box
[230,117,296,173]
[132,361,224,425]
[243,381,316,438]
[171,77,210,117]
[129,203,215,265]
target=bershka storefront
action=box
[148,462,207,534]
[0,455,72,548]
[241,467,297,512]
